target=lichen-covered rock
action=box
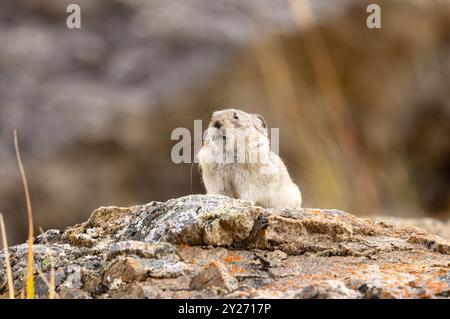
[0,195,449,299]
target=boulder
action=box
[1,195,449,299]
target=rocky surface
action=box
[374,216,450,241]
[1,195,449,299]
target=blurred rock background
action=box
[0,0,449,244]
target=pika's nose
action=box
[212,120,223,129]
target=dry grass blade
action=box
[39,227,57,299]
[13,129,34,299]
[36,269,59,299]
[0,213,15,299]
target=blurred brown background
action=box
[0,0,449,244]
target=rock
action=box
[35,229,62,245]
[108,282,157,299]
[139,196,260,245]
[0,195,449,299]
[190,261,238,293]
[374,217,450,241]
[103,241,186,285]
[290,281,362,299]
[106,241,178,260]
[59,287,92,299]
[104,255,186,284]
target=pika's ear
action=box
[254,114,267,129]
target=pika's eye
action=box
[232,112,239,120]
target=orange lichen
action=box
[228,264,246,276]
[223,253,241,263]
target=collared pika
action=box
[198,109,302,209]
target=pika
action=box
[198,109,302,209]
